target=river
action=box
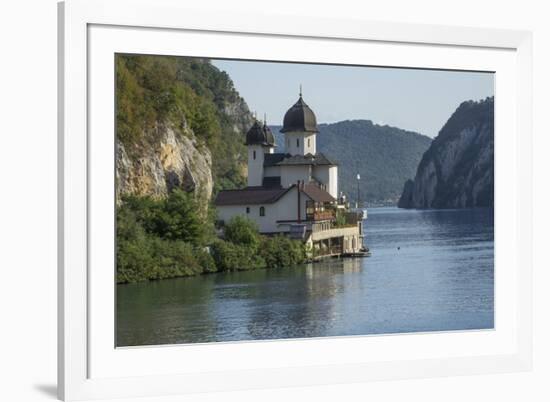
[116,207,494,346]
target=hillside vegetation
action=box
[116,54,252,194]
[117,191,306,283]
[115,55,306,283]
[272,121,432,205]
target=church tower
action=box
[280,89,318,156]
[246,117,275,187]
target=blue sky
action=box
[212,59,494,138]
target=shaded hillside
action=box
[271,121,432,205]
[116,54,253,205]
[398,97,494,209]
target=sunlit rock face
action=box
[116,120,213,213]
[399,97,494,209]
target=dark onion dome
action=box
[245,120,275,146]
[281,95,318,133]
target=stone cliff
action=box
[116,120,213,207]
[398,97,494,209]
[115,55,254,209]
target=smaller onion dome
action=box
[245,119,275,147]
[263,122,275,146]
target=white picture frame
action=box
[58,0,533,400]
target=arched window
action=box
[259,206,265,216]
[308,138,311,147]
[253,150,256,160]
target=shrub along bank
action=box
[116,191,307,284]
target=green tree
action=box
[210,240,265,272]
[154,190,206,245]
[260,235,307,269]
[223,216,260,249]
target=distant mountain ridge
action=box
[398,97,494,209]
[271,120,432,205]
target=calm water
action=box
[116,207,494,346]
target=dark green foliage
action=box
[117,195,307,282]
[116,190,214,283]
[334,210,347,227]
[211,217,306,272]
[116,54,252,194]
[259,235,306,269]
[223,216,260,249]
[271,121,432,205]
[122,190,208,246]
[210,240,265,272]
[116,55,220,149]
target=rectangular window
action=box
[308,138,311,147]
[253,150,256,160]
[246,207,250,214]
[259,206,265,216]
[296,138,299,147]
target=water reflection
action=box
[117,207,494,346]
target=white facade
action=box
[247,145,264,187]
[312,165,338,198]
[217,187,309,233]
[284,131,316,155]
[280,165,312,188]
[217,96,344,237]
[247,144,275,187]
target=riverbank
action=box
[117,191,308,284]
[117,207,494,346]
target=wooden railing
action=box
[309,210,335,221]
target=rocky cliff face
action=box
[398,97,494,209]
[116,121,213,208]
[115,55,254,209]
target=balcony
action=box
[307,210,335,221]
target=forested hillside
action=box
[272,121,432,205]
[116,54,253,202]
[115,55,310,284]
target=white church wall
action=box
[284,132,316,155]
[247,145,264,187]
[304,133,316,154]
[312,165,338,198]
[217,204,280,233]
[216,187,309,234]
[328,166,338,198]
[281,165,311,188]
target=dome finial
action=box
[263,112,267,125]
[299,84,302,97]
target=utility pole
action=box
[356,173,360,209]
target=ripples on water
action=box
[116,207,494,346]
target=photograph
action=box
[114,54,495,347]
